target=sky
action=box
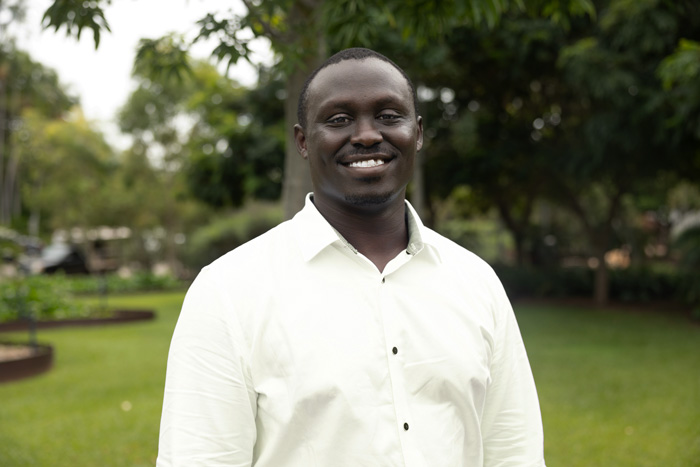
[10,0,273,150]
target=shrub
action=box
[493,264,592,300]
[673,226,700,306]
[0,271,184,323]
[494,263,693,305]
[0,276,89,323]
[66,272,183,294]
[608,267,682,303]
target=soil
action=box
[0,343,36,363]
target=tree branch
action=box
[240,0,285,43]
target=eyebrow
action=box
[317,94,410,114]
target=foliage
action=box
[184,67,286,207]
[0,45,75,118]
[182,202,282,271]
[378,0,700,304]
[12,108,116,233]
[495,262,697,305]
[120,48,285,209]
[41,0,597,219]
[27,0,699,305]
[62,271,184,295]
[0,275,89,323]
[133,35,192,84]
[673,225,700,306]
[494,264,593,299]
[41,0,111,48]
[0,45,77,227]
[0,271,184,323]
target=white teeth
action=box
[348,159,385,168]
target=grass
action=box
[517,302,700,467]
[1,293,699,466]
[0,292,184,467]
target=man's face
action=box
[295,58,423,211]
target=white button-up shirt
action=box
[157,195,545,467]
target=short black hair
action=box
[296,47,419,128]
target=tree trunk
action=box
[28,210,40,237]
[282,66,313,220]
[5,144,19,222]
[0,76,6,225]
[593,249,609,306]
[495,197,532,266]
[280,1,326,220]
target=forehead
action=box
[306,58,413,115]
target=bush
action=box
[0,271,184,323]
[673,226,700,306]
[493,264,593,300]
[494,263,693,305]
[66,272,183,294]
[0,276,89,323]
[608,267,682,303]
[182,202,282,270]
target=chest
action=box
[241,259,496,413]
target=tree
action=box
[0,46,76,227]
[119,37,285,207]
[395,0,700,304]
[42,0,595,219]
[384,17,570,264]
[185,67,286,207]
[547,0,700,304]
[12,108,114,235]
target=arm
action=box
[481,280,546,467]
[157,268,257,467]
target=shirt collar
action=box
[293,193,442,263]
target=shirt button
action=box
[404,422,409,431]
[381,277,385,283]
[392,347,398,355]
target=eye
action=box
[327,115,351,125]
[377,112,401,122]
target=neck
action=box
[313,195,408,272]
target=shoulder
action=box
[202,218,296,279]
[423,227,499,279]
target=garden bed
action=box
[0,342,53,383]
[0,309,155,383]
[0,309,155,332]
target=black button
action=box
[392,347,398,355]
[403,422,409,431]
[381,277,385,283]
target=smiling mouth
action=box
[340,153,395,169]
[346,159,385,168]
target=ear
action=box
[416,116,424,152]
[294,124,309,159]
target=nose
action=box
[350,117,383,147]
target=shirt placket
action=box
[378,252,416,466]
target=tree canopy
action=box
[41,0,596,218]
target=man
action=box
[157,47,545,466]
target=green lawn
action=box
[0,292,184,467]
[518,303,700,467]
[1,293,698,466]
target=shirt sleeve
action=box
[481,276,546,467]
[157,268,257,467]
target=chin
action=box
[344,191,395,207]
